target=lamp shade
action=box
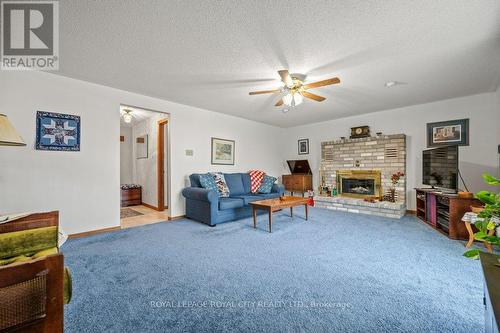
[0,114,26,146]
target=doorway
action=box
[119,105,170,228]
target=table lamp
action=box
[0,114,26,146]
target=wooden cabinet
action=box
[282,174,313,196]
[121,188,142,207]
[415,188,481,240]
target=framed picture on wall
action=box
[426,118,469,147]
[211,137,235,165]
[36,111,81,151]
[298,139,309,155]
[136,134,148,159]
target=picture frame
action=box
[298,138,309,155]
[36,111,81,151]
[136,134,148,159]
[427,118,469,147]
[211,137,235,165]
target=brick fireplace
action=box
[316,134,407,218]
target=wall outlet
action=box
[185,149,194,156]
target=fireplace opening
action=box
[342,178,375,195]
[336,170,382,199]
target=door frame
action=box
[157,118,168,211]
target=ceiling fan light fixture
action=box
[293,92,303,106]
[282,93,293,106]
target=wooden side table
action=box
[462,212,495,253]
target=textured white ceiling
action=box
[57,0,500,127]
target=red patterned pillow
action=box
[248,170,265,193]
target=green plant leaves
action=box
[483,173,500,186]
[463,249,480,259]
[476,191,497,205]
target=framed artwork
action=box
[298,138,309,155]
[427,118,469,147]
[211,137,235,165]
[136,134,148,159]
[36,111,80,151]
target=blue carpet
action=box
[63,208,484,332]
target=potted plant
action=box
[388,171,405,203]
[463,173,500,259]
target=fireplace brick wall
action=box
[320,134,406,203]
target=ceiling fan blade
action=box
[278,70,293,87]
[301,91,326,102]
[303,77,340,89]
[249,89,281,95]
[275,99,284,106]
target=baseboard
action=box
[68,226,121,239]
[168,215,185,221]
[406,210,417,215]
[141,202,161,211]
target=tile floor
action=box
[120,205,169,229]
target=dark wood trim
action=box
[68,226,120,239]
[157,119,168,212]
[141,202,160,211]
[406,209,416,215]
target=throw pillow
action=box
[248,170,265,193]
[210,172,230,198]
[199,173,218,194]
[259,175,277,194]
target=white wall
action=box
[283,92,499,210]
[132,112,168,207]
[0,71,285,234]
[120,126,133,184]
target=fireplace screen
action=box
[341,178,375,195]
[336,170,382,199]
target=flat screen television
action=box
[422,146,458,191]
[287,160,312,174]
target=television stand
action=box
[415,188,481,240]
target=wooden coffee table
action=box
[249,196,309,233]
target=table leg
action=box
[290,207,293,217]
[464,222,474,248]
[253,207,257,229]
[305,204,308,221]
[268,208,272,233]
[485,229,495,253]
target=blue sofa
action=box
[182,173,285,226]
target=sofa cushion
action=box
[199,173,218,194]
[259,175,277,194]
[248,170,265,193]
[241,173,251,193]
[223,173,245,196]
[190,174,203,187]
[232,194,263,205]
[210,172,230,198]
[219,197,244,210]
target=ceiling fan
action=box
[249,70,340,108]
